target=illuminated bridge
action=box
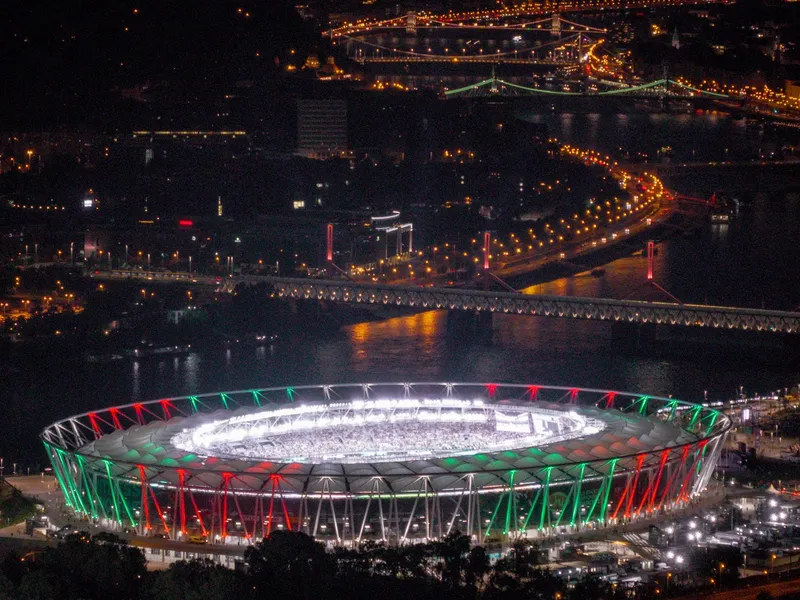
[334,14,602,66]
[93,270,800,335]
[269,277,800,335]
[444,76,731,99]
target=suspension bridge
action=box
[331,12,605,38]
[443,75,731,99]
[334,14,603,66]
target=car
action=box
[188,535,208,544]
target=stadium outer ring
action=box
[41,383,730,546]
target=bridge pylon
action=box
[482,231,491,290]
[551,14,561,38]
[660,65,670,100]
[622,240,681,304]
[406,11,417,34]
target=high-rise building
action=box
[296,99,349,159]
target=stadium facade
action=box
[42,383,730,545]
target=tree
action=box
[15,571,55,600]
[465,545,490,588]
[433,531,471,586]
[144,559,253,600]
[0,573,15,600]
[245,530,334,600]
[27,533,147,599]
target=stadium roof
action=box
[78,400,698,496]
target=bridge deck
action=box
[270,277,800,334]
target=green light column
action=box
[104,461,123,525]
[114,478,137,527]
[570,463,586,528]
[44,443,76,510]
[503,471,516,536]
[521,487,543,532]
[55,449,89,515]
[76,455,103,519]
[539,467,551,531]
[599,459,618,525]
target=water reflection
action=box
[347,310,446,375]
[183,353,200,392]
[131,360,140,400]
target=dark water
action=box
[3,110,799,470]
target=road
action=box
[642,158,800,172]
[680,576,800,600]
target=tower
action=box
[406,11,417,34]
[551,14,561,38]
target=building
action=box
[43,383,730,550]
[370,212,413,262]
[296,99,349,160]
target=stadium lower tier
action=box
[42,383,730,545]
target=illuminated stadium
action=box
[42,383,730,545]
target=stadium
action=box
[42,383,730,545]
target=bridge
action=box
[89,269,800,335]
[444,76,730,99]
[332,13,604,38]
[269,277,800,335]
[336,13,601,66]
[329,0,733,37]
